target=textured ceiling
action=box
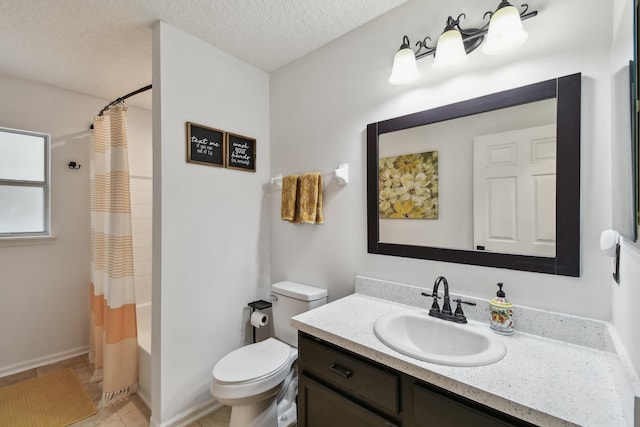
[0,0,411,109]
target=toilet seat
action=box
[213,338,291,385]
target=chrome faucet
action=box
[421,276,476,324]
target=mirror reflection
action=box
[379,99,557,257]
[367,74,581,276]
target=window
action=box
[0,127,50,237]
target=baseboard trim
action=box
[137,388,151,409]
[149,398,221,427]
[0,346,89,378]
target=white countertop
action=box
[292,292,633,426]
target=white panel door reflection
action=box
[473,124,556,257]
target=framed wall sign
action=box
[226,132,256,172]
[186,122,225,167]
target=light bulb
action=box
[432,28,467,70]
[389,45,420,85]
[482,2,528,55]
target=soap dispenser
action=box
[489,283,513,335]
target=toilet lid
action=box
[213,338,291,384]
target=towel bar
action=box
[270,163,349,189]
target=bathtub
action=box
[136,302,151,407]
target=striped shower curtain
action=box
[89,104,138,407]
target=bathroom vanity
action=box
[292,277,639,427]
[298,332,535,426]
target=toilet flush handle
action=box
[271,294,278,302]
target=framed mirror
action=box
[367,74,581,276]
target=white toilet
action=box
[210,281,327,427]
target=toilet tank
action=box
[271,281,327,347]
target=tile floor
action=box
[0,355,231,427]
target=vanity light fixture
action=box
[388,1,537,84]
[482,1,530,54]
[388,36,422,85]
[432,16,469,71]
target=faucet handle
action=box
[451,298,476,323]
[421,292,441,315]
[452,297,476,306]
[420,292,440,299]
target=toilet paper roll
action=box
[250,310,269,328]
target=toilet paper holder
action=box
[248,299,272,343]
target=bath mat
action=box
[0,368,97,426]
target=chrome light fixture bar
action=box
[388,1,538,84]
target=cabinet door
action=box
[299,333,399,415]
[298,374,398,427]
[413,383,530,427]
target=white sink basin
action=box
[373,311,506,367]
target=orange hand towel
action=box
[298,173,324,224]
[280,175,300,222]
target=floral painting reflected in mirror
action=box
[379,151,439,219]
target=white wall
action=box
[152,22,270,425]
[270,0,614,319]
[610,0,640,378]
[615,240,640,376]
[128,106,153,305]
[131,176,153,305]
[0,73,151,375]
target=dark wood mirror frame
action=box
[367,73,581,277]
[635,0,640,238]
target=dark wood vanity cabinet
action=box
[298,332,400,427]
[298,332,536,427]
[299,375,399,427]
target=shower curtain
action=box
[89,104,138,407]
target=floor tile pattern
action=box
[0,356,231,427]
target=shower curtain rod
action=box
[90,84,152,129]
[96,84,152,117]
